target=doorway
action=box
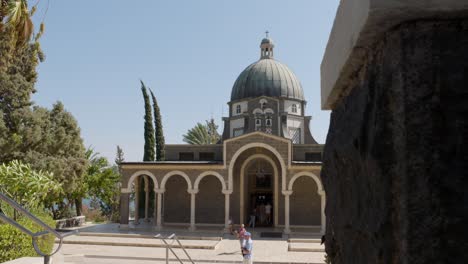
[246,159,274,227]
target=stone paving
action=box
[4,223,326,263]
[58,238,325,264]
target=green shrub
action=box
[0,210,55,263]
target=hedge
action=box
[0,210,55,263]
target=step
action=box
[287,238,321,243]
[64,254,325,264]
[78,232,221,241]
[287,242,325,252]
[57,235,220,250]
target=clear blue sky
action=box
[32,0,339,162]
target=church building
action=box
[119,35,325,234]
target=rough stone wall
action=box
[196,176,224,224]
[322,20,468,263]
[290,176,321,226]
[164,176,190,223]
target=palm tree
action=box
[183,119,220,145]
[1,0,36,46]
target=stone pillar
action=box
[153,189,158,227]
[188,189,199,231]
[119,192,130,226]
[222,190,232,231]
[321,2,468,263]
[319,191,326,235]
[155,189,164,230]
[134,177,139,225]
[144,176,149,222]
[282,190,292,234]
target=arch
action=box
[264,108,274,114]
[253,108,263,114]
[288,171,324,195]
[194,171,227,191]
[122,170,159,193]
[239,154,279,227]
[160,171,192,191]
[228,142,288,191]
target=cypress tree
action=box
[150,89,165,161]
[141,81,155,161]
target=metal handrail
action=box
[155,233,195,264]
[0,192,78,264]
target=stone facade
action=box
[120,132,325,234]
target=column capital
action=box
[121,188,131,194]
[222,190,233,195]
[154,188,165,194]
[282,190,293,196]
[188,189,199,195]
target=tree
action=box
[83,148,120,221]
[21,102,87,217]
[0,160,62,212]
[141,81,155,161]
[0,2,87,219]
[0,0,36,48]
[149,89,165,161]
[115,145,124,165]
[183,119,220,145]
[206,118,220,143]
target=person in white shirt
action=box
[242,232,253,264]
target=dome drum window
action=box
[292,104,298,113]
[236,105,241,114]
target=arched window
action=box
[255,118,261,131]
[292,104,297,113]
[266,117,272,127]
[236,105,241,114]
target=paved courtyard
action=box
[5,223,326,263]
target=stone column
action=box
[282,190,292,234]
[319,191,326,235]
[144,176,149,222]
[153,189,158,227]
[155,189,164,230]
[188,189,199,231]
[222,190,232,231]
[119,192,130,227]
[134,177,139,225]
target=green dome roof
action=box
[230,58,304,102]
[261,37,274,45]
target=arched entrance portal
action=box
[239,153,279,227]
[245,159,274,227]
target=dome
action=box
[261,37,273,45]
[230,58,305,102]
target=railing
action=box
[154,233,195,264]
[0,192,78,264]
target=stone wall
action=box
[290,176,321,226]
[164,176,190,223]
[196,176,224,224]
[322,20,468,263]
